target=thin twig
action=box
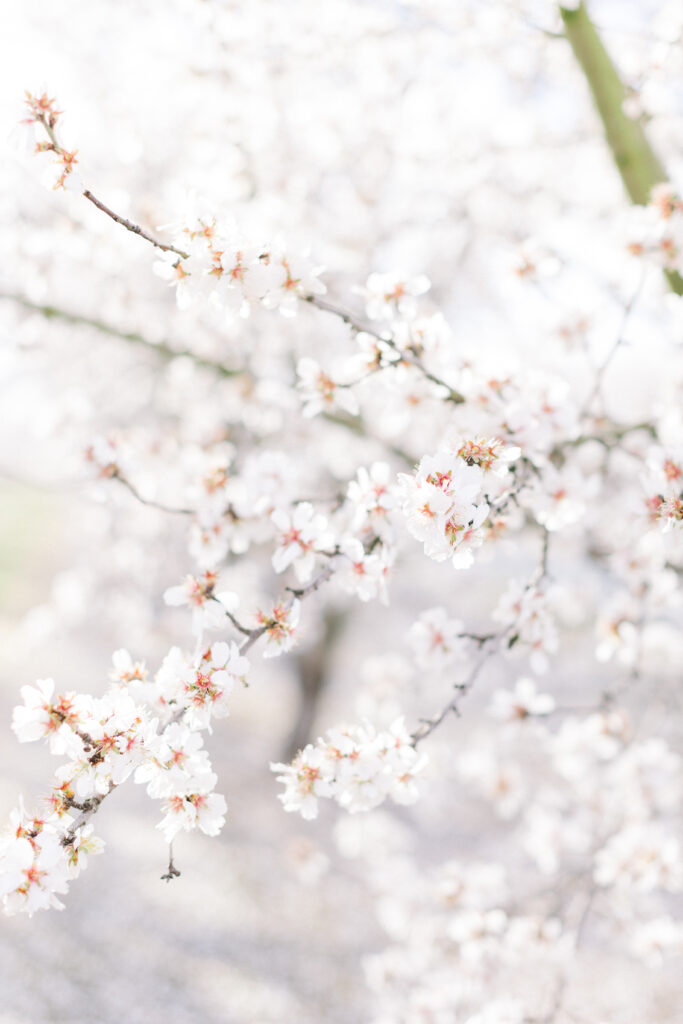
[305,295,466,404]
[82,190,189,259]
[411,641,498,745]
[35,113,467,417]
[582,269,647,414]
[161,842,181,882]
[35,111,189,259]
[0,290,247,379]
[222,607,253,637]
[113,471,195,516]
[285,562,336,601]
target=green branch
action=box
[0,290,246,377]
[559,3,683,294]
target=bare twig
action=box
[581,269,647,414]
[112,471,195,516]
[83,190,189,259]
[307,295,466,404]
[412,641,498,745]
[0,290,247,379]
[161,843,181,882]
[285,562,336,601]
[35,110,189,259]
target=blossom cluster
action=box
[20,90,82,192]
[271,718,427,819]
[642,446,683,533]
[398,438,520,568]
[153,206,326,318]
[354,844,567,1024]
[0,635,246,914]
[626,183,683,273]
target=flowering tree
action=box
[1,2,683,1022]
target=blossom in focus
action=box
[164,571,239,637]
[271,717,427,819]
[398,447,491,569]
[157,789,228,843]
[271,503,334,582]
[257,600,301,658]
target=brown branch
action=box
[581,269,648,414]
[411,641,498,745]
[60,781,116,847]
[284,562,336,601]
[160,842,181,882]
[306,294,466,404]
[82,190,189,259]
[34,110,189,259]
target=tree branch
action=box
[82,190,189,259]
[559,2,683,294]
[0,290,246,378]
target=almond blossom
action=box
[164,571,240,638]
[271,717,427,819]
[362,272,431,322]
[407,607,471,672]
[256,600,301,658]
[488,678,556,721]
[157,789,228,843]
[398,447,492,569]
[270,502,334,581]
[179,641,249,729]
[334,536,388,603]
[296,357,360,418]
[346,461,396,539]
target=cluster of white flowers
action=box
[360,851,566,1024]
[642,447,683,533]
[625,183,683,273]
[346,462,395,541]
[0,627,251,914]
[185,450,305,569]
[136,720,228,843]
[271,718,427,819]
[0,802,102,917]
[398,438,520,569]
[444,704,683,998]
[18,91,84,192]
[164,570,240,639]
[270,502,334,582]
[153,204,326,317]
